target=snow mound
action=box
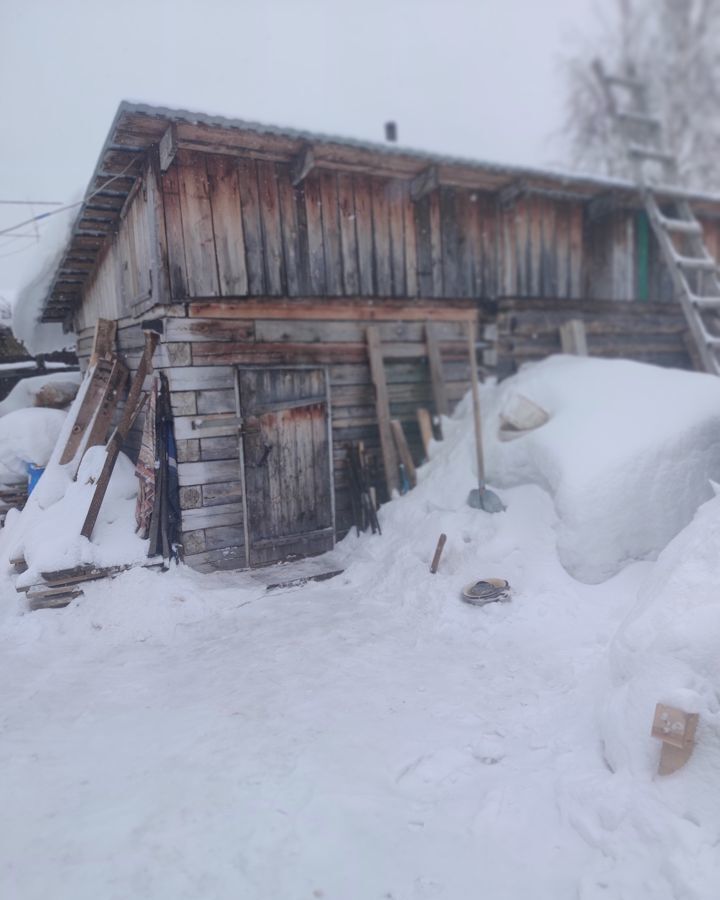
[485,356,720,583]
[601,491,720,841]
[3,444,147,585]
[0,407,67,484]
[0,371,81,416]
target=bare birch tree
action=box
[562,0,720,191]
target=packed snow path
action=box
[3,356,720,899]
[3,486,714,899]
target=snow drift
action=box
[604,489,720,784]
[2,353,720,898]
[6,445,147,584]
[484,356,720,583]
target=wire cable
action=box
[0,157,140,238]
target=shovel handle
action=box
[467,321,486,491]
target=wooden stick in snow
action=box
[430,533,447,573]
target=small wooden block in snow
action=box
[651,703,699,775]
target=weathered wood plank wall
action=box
[157,150,594,304]
[496,297,693,378]
[75,299,477,572]
[77,160,168,332]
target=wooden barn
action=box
[38,102,720,571]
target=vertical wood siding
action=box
[76,159,168,332]
[160,151,603,304]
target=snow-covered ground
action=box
[2,355,719,900]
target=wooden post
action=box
[425,322,449,417]
[366,326,400,497]
[81,330,159,540]
[416,407,433,458]
[390,419,417,488]
[89,318,117,367]
[467,320,487,492]
[430,533,447,573]
[559,319,588,356]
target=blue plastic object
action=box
[27,463,45,495]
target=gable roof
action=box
[40,100,720,322]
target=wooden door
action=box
[237,367,334,567]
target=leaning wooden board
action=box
[366,325,400,496]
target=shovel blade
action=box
[468,487,505,513]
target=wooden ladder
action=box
[594,59,720,375]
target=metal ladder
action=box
[594,59,720,374]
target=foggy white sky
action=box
[0,0,599,302]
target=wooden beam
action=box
[366,325,400,497]
[188,297,478,322]
[89,318,117,367]
[416,408,433,458]
[410,165,439,202]
[159,123,178,172]
[425,322,449,416]
[559,319,588,356]
[390,419,417,488]
[291,143,315,186]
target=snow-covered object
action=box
[604,492,720,779]
[594,493,720,890]
[485,355,720,582]
[0,407,66,483]
[0,371,81,416]
[2,445,147,584]
[498,392,550,441]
